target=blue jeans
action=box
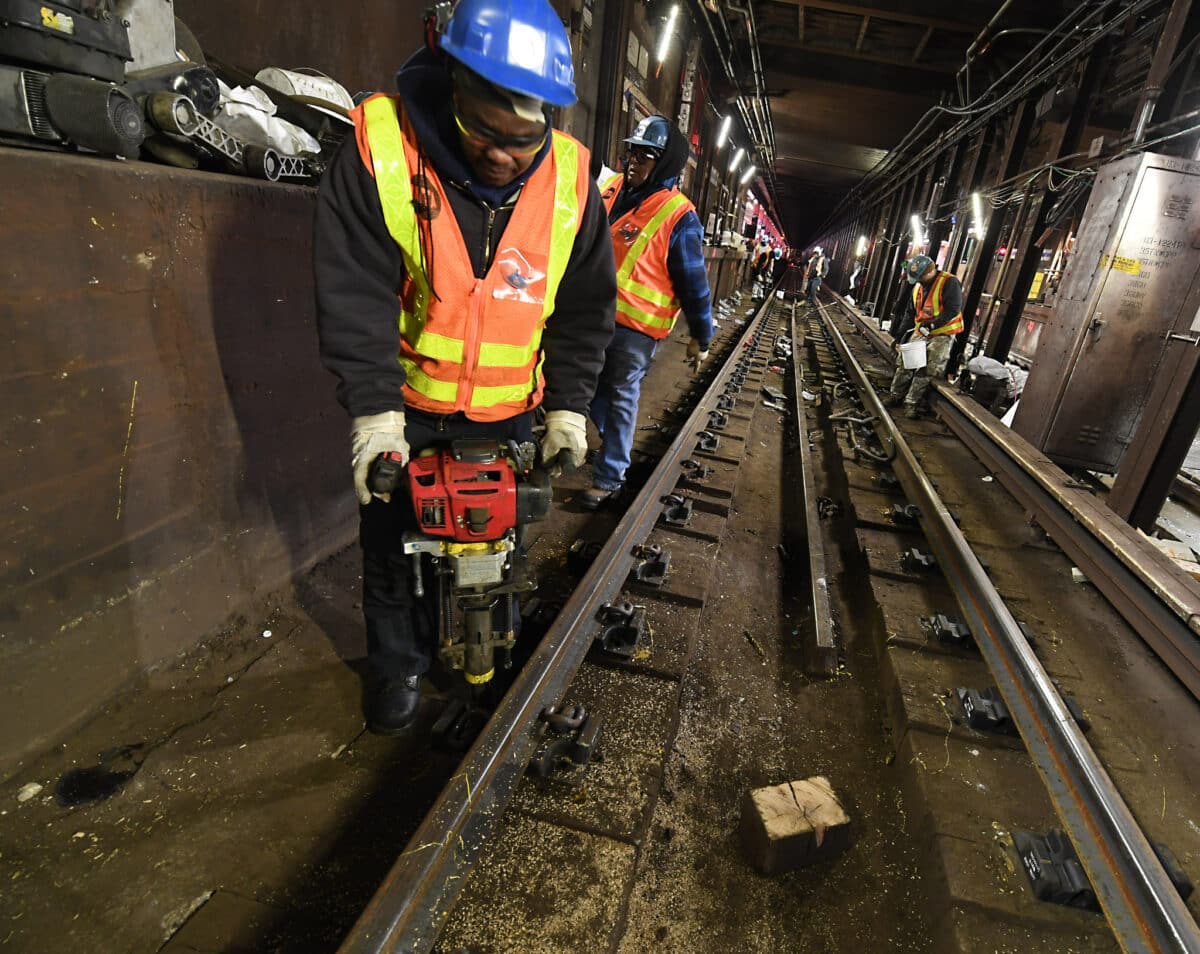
[806,276,822,303]
[589,324,659,490]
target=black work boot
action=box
[367,675,422,735]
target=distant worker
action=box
[314,0,616,733]
[583,115,714,509]
[748,239,771,294]
[804,246,828,305]
[884,254,963,419]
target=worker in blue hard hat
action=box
[314,0,616,733]
[581,115,713,510]
[884,253,964,419]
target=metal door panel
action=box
[1043,162,1200,471]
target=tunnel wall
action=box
[0,0,444,777]
[0,148,356,774]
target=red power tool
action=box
[371,439,553,689]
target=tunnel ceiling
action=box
[733,0,1066,242]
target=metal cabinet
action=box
[1013,152,1200,473]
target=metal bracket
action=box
[717,394,736,411]
[696,431,721,452]
[661,494,694,527]
[431,698,488,752]
[958,686,1089,735]
[902,547,938,572]
[1013,830,1194,911]
[680,458,712,482]
[921,613,973,648]
[595,602,648,658]
[567,538,604,575]
[891,503,922,526]
[707,410,729,431]
[632,544,671,587]
[527,704,603,777]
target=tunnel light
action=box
[739,163,756,185]
[856,235,868,257]
[911,214,925,248]
[971,191,985,237]
[729,146,745,174]
[716,115,732,149]
[656,4,679,63]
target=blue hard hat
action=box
[439,0,577,107]
[624,116,670,153]
[905,254,933,284]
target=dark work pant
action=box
[359,408,534,679]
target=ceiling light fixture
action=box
[716,115,732,149]
[656,5,679,64]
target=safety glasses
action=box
[625,146,661,165]
[453,108,547,158]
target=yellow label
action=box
[1100,254,1141,275]
[1028,272,1045,300]
[40,7,75,33]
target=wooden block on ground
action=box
[739,776,850,875]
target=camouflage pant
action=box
[890,333,954,408]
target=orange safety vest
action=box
[601,175,694,340]
[913,271,964,337]
[350,94,590,421]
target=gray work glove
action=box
[916,324,931,338]
[686,337,710,374]
[350,410,409,505]
[541,409,587,477]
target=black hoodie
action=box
[314,48,616,419]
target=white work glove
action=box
[350,410,409,505]
[916,324,932,338]
[686,337,709,373]
[541,409,587,477]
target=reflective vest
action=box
[913,271,964,337]
[601,175,694,340]
[350,94,590,421]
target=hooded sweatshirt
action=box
[314,47,616,419]
[608,123,713,348]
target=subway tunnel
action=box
[2,1,1200,951]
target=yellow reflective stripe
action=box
[616,192,689,283]
[362,97,432,319]
[471,381,535,406]
[400,359,459,402]
[477,340,534,368]
[540,133,581,325]
[617,298,674,329]
[619,275,677,308]
[411,330,464,362]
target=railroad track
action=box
[339,289,788,953]
[808,296,1200,954]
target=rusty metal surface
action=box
[790,304,837,674]
[825,286,1200,691]
[174,0,428,96]
[819,299,1200,954]
[1013,152,1200,473]
[0,146,352,772]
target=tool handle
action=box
[368,451,407,496]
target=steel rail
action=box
[338,295,779,954]
[815,300,1200,954]
[790,303,837,674]
[823,288,1200,700]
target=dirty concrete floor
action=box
[437,299,932,953]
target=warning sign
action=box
[1100,254,1142,275]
